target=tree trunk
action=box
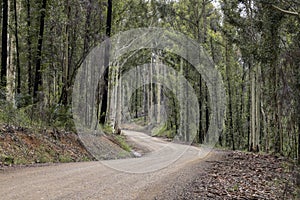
[99,0,112,124]
[226,42,234,150]
[247,62,251,151]
[205,85,209,143]
[1,0,8,90]
[250,66,255,152]
[13,0,21,95]
[7,0,15,105]
[179,57,185,141]
[255,64,261,152]
[26,0,32,95]
[60,1,70,106]
[33,0,47,100]
[156,54,161,124]
[198,77,203,143]
[298,120,300,165]
[185,59,189,142]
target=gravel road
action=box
[0,130,222,200]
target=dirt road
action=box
[0,130,220,200]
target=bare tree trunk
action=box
[247,62,251,151]
[13,0,20,95]
[33,0,47,100]
[255,64,261,152]
[225,42,234,150]
[198,77,203,143]
[143,74,147,123]
[7,0,15,105]
[117,71,122,126]
[185,58,189,142]
[148,53,153,124]
[298,120,300,164]
[179,57,185,141]
[250,66,255,152]
[1,0,8,90]
[157,58,161,124]
[60,0,70,105]
[26,0,32,96]
[99,0,112,124]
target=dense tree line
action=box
[0,0,299,163]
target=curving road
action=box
[0,130,216,200]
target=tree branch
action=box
[272,5,299,17]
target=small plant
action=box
[102,123,113,134]
[58,155,73,163]
[152,123,167,136]
[81,156,91,162]
[0,102,17,125]
[36,152,55,163]
[115,135,131,152]
[0,154,14,165]
[14,157,28,165]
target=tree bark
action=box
[298,120,300,165]
[99,0,112,124]
[60,0,70,105]
[13,0,21,95]
[33,0,47,100]
[1,0,8,89]
[226,42,234,150]
[255,64,261,152]
[26,0,32,95]
[6,0,16,105]
[250,66,255,152]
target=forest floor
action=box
[155,150,300,200]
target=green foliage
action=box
[47,105,75,132]
[152,123,174,138]
[114,135,131,152]
[58,155,73,163]
[0,154,14,165]
[0,99,76,132]
[36,153,52,163]
[102,123,114,135]
[13,157,28,165]
[0,102,17,125]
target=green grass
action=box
[102,123,114,134]
[152,124,174,138]
[115,135,131,152]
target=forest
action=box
[0,0,300,165]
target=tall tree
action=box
[99,0,112,124]
[1,0,8,90]
[33,0,47,100]
[26,0,32,96]
[13,0,21,95]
